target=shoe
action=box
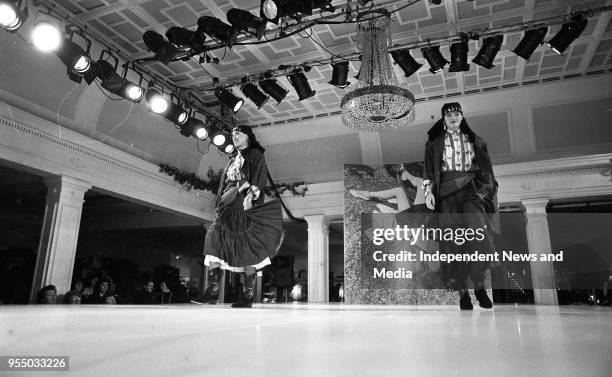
[459,289,473,310]
[231,272,255,308]
[349,190,370,200]
[201,268,222,304]
[474,288,493,309]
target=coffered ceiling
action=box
[46,0,612,127]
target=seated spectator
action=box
[104,295,117,305]
[36,285,57,304]
[63,290,82,304]
[157,281,173,304]
[81,276,98,303]
[87,278,112,304]
[133,281,156,305]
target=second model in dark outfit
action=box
[423,102,499,310]
[203,126,283,308]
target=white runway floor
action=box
[1,303,611,377]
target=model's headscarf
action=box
[233,125,265,153]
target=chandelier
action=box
[341,10,416,132]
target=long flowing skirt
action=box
[204,195,283,269]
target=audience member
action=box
[157,281,173,304]
[63,290,82,304]
[36,285,57,304]
[88,278,112,304]
[133,280,156,304]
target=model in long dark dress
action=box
[202,126,283,307]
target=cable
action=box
[196,138,211,155]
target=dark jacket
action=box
[215,147,268,208]
[423,118,500,234]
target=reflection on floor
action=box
[1,304,610,377]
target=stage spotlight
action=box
[472,35,503,69]
[512,26,548,61]
[329,61,351,88]
[288,70,315,101]
[421,45,448,74]
[55,38,92,83]
[143,30,180,65]
[32,21,62,52]
[165,26,205,54]
[179,117,209,139]
[196,16,236,47]
[259,79,288,104]
[448,38,470,72]
[124,82,144,102]
[219,139,235,154]
[227,8,267,40]
[91,54,145,102]
[241,83,269,109]
[260,0,333,24]
[145,87,169,114]
[215,87,244,113]
[211,130,227,146]
[164,100,189,125]
[390,49,422,78]
[0,1,27,31]
[546,13,588,55]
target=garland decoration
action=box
[159,164,222,194]
[264,182,308,197]
[160,164,309,197]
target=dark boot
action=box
[232,272,256,308]
[200,268,222,304]
[474,288,493,309]
[459,289,473,310]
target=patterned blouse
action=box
[441,129,475,172]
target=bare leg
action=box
[369,187,410,212]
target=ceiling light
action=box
[215,87,244,112]
[241,83,269,108]
[390,49,422,78]
[287,70,315,101]
[546,13,588,55]
[227,8,267,40]
[196,16,236,47]
[448,36,470,72]
[143,30,180,65]
[512,26,548,61]
[421,45,448,74]
[259,79,288,103]
[0,1,27,31]
[329,61,351,88]
[32,21,62,52]
[472,35,503,69]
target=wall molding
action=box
[0,104,216,221]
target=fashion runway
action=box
[1,304,610,377]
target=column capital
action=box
[522,198,550,214]
[43,176,91,204]
[44,176,92,193]
[304,214,331,230]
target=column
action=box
[30,176,91,302]
[522,198,558,305]
[305,214,330,303]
